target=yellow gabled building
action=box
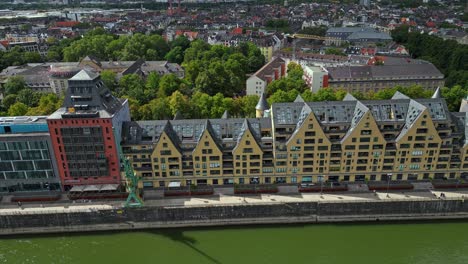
[122,88,468,188]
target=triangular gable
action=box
[391,91,410,100]
[341,101,370,144]
[396,99,432,142]
[294,94,305,103]
[343,93,357,101]
[193,120,223,155]
[233,119,263,155]
[287,104,331,148]
[341,109,386,145]
[154,121,182,154]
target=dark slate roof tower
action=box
[47,70,131,191]
[256,92,269,118]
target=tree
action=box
[191,91,214,118]
[268,89,297,105]
[170,35,191,51]
[145,72,160,92]
[27,93,61,115]
[165,46,185,64]
[238,95,259,118]
[312,88,337,101]
[442,85,468,112]
[46,50,61,62]
[158,74,182,98]
[100,70,117,92]
[298,26,328,36]
[149,97,171,120]
[8,102,28,116]
[325,48,345,56]
[183,39,210,63]
[119,74,146,103]
[2,94,17,109]
[4,76,26,95]
[168,91,191,117]
[23,52,42,63]
[17,89,40,107]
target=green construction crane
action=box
[115,128,143,207]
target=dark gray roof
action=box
[432,87,442,99]
[122,118,271,148]
[49,69,125,119]
[271,93,451,127]
[256,93,269,111]
[327,63,444,80]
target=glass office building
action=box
[0,116,60,192]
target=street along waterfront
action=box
[1,222,468,264]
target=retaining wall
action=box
[1,199,468,235]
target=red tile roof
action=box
[56,21,80,27]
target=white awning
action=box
[70,185,85,192]
[83,185,100,192]
[100,184,119,191]
[168,181,181,188]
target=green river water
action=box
[1,222,467,264]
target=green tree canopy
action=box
[4,76,26,95]
[8,102,28,116]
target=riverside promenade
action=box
[0,183,467,215]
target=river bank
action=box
[1,195,468,236]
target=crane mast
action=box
[114,128,143,207]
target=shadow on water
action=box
[148,229,222,264]
[2,219,468,241]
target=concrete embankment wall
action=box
[1,200,468,235]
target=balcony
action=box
[134,167,152,172]
[222,155,233,160]
[133,158,151,163]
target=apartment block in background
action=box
[246,57,287,96]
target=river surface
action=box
[1,222,468,264]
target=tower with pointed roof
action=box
[255,93,269,118]
[47,70,131,191]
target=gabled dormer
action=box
[192,120,223,176]
[340,101,387,174]
[286,104,331,176]
[395,100,442,173]
[232,119,263,177]
[151,121,182,178]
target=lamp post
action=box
[318,175,324,199]
[386,173,392,198]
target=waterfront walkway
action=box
[1,186,467,215]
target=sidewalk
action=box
[2,188,467,214]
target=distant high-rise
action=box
[360,0,371,7]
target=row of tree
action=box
[391,25,468,88]
[128,91,260,120]
[1,28,267,118]
[0,76,62,116]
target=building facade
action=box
[47,70,130,190]
[326,63,444,93]
[121,91,468,188]
[303,65,329,93]
[246,57,286,96]
[0,116,60,192]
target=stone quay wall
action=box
[1,199,468,235]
